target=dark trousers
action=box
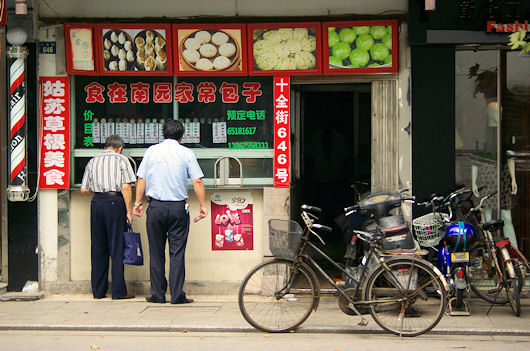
[146,200,189,304]
[90,194,128,299]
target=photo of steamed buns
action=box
[178,28,241,72]
[102,27,168,72]
[252,26,318,71]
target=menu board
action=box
[176,76,273,149]
[74,76,273,150]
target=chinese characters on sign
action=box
[39,77,70,188]
[210,192,253,251]
[273,76,290,187]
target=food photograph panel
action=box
[173,24,247,76]
[247,22,322,76]
[96,24,173,76]
[65,23,99,75]
[323,20,398,74]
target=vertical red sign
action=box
[0,1,6,26]
[39,77,70,189]
[273,76,290,187]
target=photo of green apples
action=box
[328,24,393,69]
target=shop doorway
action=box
[292,83,371,262]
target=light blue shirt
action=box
[137,139,204,201]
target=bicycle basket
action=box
[412,212,449,247]
[269,219,303,259]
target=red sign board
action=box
[273,76,290,187]
[39,77,70,189]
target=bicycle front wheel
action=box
[364,257,447,337]
[238,259,318,332]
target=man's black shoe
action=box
[146,296,166,303]
[172,297,194,304]
[94,295,106,299]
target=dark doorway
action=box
[296,84,371,263]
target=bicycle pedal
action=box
[358,318,368,327]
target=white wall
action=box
[38,0,407,18]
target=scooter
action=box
[414,188,476,316]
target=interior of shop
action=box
[292,83,372,267]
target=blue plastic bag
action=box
[123,223,143,266]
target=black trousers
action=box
[90,194,128,298]
[146,199,189,303]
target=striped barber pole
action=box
[9,56,27,185]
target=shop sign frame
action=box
[173,23,248,77]
[96,23,173,76]
[247,22,322,76]
[322,20,399,75]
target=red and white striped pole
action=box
[6,27,29,202]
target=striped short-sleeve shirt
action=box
[81,149,137,192]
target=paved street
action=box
[0,294,529,335]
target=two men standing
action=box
[81,120,207,303]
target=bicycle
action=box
[238,204,449,337]
[466,191,529,316]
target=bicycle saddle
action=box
[481,219,504,232]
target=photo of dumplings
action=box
[102,29,136,71]
[178,28,242,72]
[102,28,168,72]
[252,27,318,71]
[133,29,167,71]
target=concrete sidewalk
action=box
[0,293,529,335]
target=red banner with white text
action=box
[39,77,70,188]
[273,76,290,187]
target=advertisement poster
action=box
[174,24,247,76]
[211,192,253,251]
[97,24,172,76]
[323,20,398,74]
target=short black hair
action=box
[163,120,185,140]
[105,135,125,149]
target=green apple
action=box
[349,48,370,68]
[354,26,370,36]
[370,43,389,61]
[332,41,351,61]
[339,28,356,44]
[329,56,343,67]
[369,26,387,40]
[328,30,340,48]
[355,34,374,51]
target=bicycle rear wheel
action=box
[506,273,521,317]
[364,257,447,337]
[469,247,523,304]
[238,259,318,332]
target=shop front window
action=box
[455,49,530,257]
[71,76,274,187]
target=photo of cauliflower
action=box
[252,27,317,71]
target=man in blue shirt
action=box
[134,120,207,304]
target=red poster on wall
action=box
[211,192,253,251]
[39,77,70,189]
[273,76,290,187]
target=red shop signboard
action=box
[39,77,70,188]
[273,76,290,187]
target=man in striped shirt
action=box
[81,135,137,300]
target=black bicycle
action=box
[238,204,448,337]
